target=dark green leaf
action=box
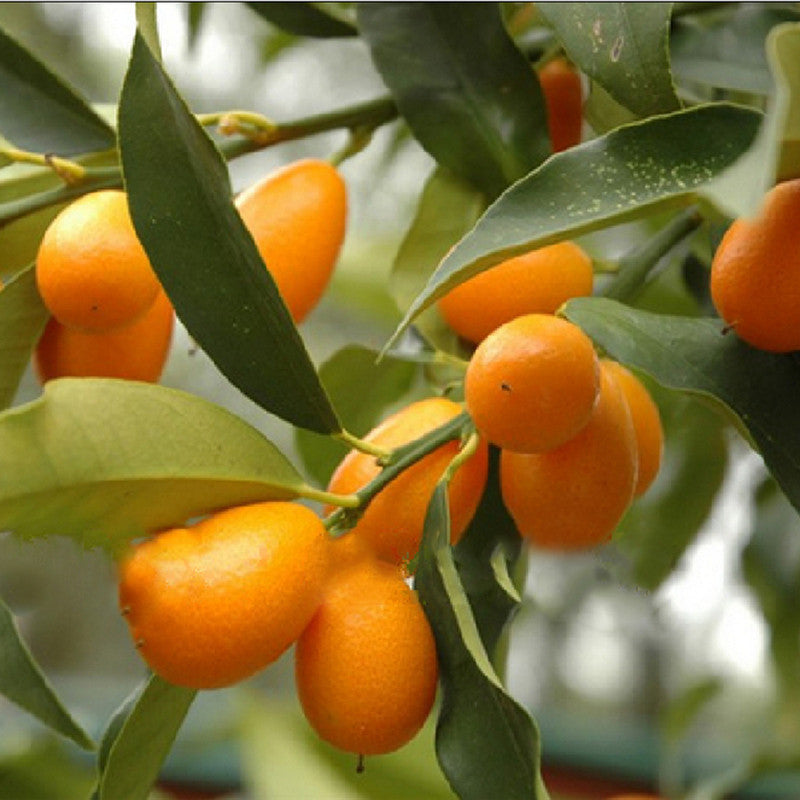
[389,103,762,342]
[454,447,522,658]
[618,392,727,589]
[0,593,93,750]
[416,483,547,800]
[96,675,196,800]
[563,297,800,515]
[358,3,551,198]
[0,27,115,155]
[539,3,680,117]
[671,6,800,95]
[391,167,485,355]
[246,2,357,37]
[295,345,417,486]
[0,379,306,554]
[0,264,49,410]
[118,33,339,434]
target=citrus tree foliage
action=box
[1,3,800,799]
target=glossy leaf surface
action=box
[0,379,305,554]
[358,3,550,198]
[118,33,338,433]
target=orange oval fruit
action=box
[500,361,637,549]
[602,360,664,496]
[118,502,331,689]
[464,313,600,454]
[538,57,583,152]
[35,190,161,332]
[295,558,438,756]
[235,158,347,323]
[710,178,800,352]
[437,242,593,344]
[326,397,489,565]
[34,288,174,384]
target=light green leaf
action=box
[539,2,680,117]
[358,3,551,198]
[0,594,94,750]
[0,379,306,554]
[118,32,339,434]
[416,483,549,800]
[388,103,762,344]
[0,27,115,155]
[0,739,95,800]
[96,675,196,800]
[563,297,800,515]
[0,264,49,410]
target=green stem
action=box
[0,146,87,184]
[295,485,360,509]
[0,95,398,227]
[602,206,703,302]
[324,410,472,535]
[334,429,391,460]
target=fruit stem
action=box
[0,146,87,185]
[297,485,361,509]
[442,428,480,484]
[324,410,472,536]
[602,206,703,302]
[329,125,376,167]
[335,429,391,460]
[198,110,278,143]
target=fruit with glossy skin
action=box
[35,190,161,332]
[465,313,600,454]
[295,558,438,756]
[710,177,800,352]
[602,360,664,496]
[236,158,347,323]
[437,241,593,344]
[500,361,637,549]
[326,397,488,565]
[538,56,583,152]
[118,502,331,689]
[34,289,174,384]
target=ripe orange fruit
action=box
[437,242,593,344]
[602,360,664,496]
[35,190,161,332]
[464,314,600,454]
[118,502,331,689]
[235,158,346,323]
[295,558,438,756]
[34,289,174,384]
[325,397,488,565]
[538,57,583,152]
[710,178,800,352]
[500,361,637,549]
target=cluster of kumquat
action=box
[32,158,346,384]
[117,497,441,760]
[439,239,664,551]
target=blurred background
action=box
[0,4,797,799]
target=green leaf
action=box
[0,379,306,554]
[0,593,94,750]
[295,345,417,486]
[563,297,800,515]
[357,3,551,198]
[416,483,549,800]
[671,5,800,96]
[618,392,728,590]
[453,447,522,658]
[118,32,339,434]
[388,103,762,342]
[0,264,49,410]
[0,27,115,155]
[539,2,680,117]
[96,675,196,800]
[246,2,357,37]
